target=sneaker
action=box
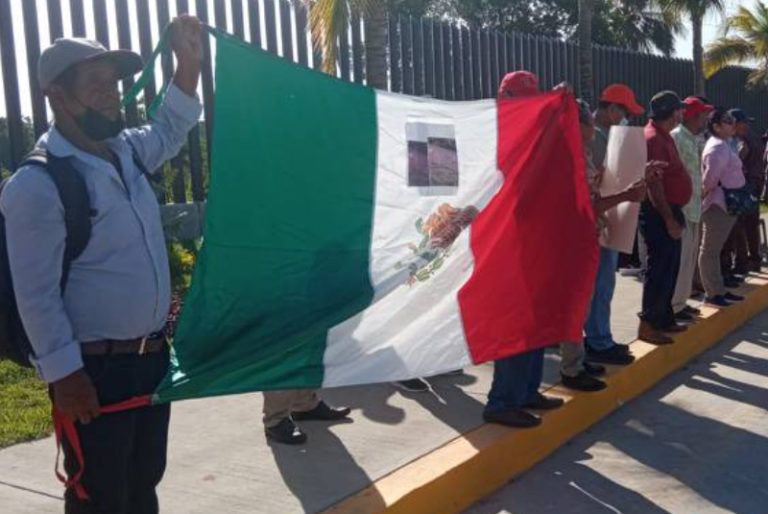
[674,311,695,322]
[523,392,564,410]
[393,378,430,392]
[586,345,635,365]
[724,292,744,302]
[705,295,730,307]
[265,418,307,445]
[724,277,742,289]
[483,408,541,428]
[292,401,351,421]
[584,361,606,376]
[560,371,607,392]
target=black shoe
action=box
[674,311,694,322]
[265,418,307,445]
[561,371,607,392]
[724,292,744,302]
[662,323,687,333]
[483,408,541,428]
[393,378,430,392]
[586,345,635,366]
[724,278,741,289]
[523,392,565,410]
[705,295,730,307]
[584,361,606,376]
[292,401,351,421]
[682,305,701,316]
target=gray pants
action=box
[560,342,585,378]
[672,219,701,313]
[699,206,737,297]
[263,389,320,428]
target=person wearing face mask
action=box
[582,84,645,368]
[670,97,714,322]
[638,91,692,345]
[0,16,202,513]
[700,109,747,307]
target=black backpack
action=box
[0,150,92,367]
[0,145,154,368]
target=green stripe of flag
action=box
[155,32,377,402]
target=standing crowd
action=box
[0,15,766,513]
[482,70,767,430]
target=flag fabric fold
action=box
[152,30,598,404]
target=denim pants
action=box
[584,247,619,352]
[485,348,545,413]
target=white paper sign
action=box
[599,126,647,253]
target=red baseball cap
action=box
[498,71,540,99]
[683,96,714,118]
[600,84,644,115]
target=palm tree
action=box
[704,2,768,88]
[578,0,596,104]
[307,0,389,89]
[660,0,726,96]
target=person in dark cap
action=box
[638,91,692,345]
[0,16,202,513]
[726,108,764,273]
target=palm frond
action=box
[307,0,350,75]
[703,37,753,77]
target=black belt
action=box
[81,332,168,356]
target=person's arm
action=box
[122,15,203,172]
[646,138,682,239]
[595,180,646,213]
[0,170,100,423]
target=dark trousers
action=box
[639,202,683,329]
[62,349,171,514]
[721,216,750,274]
[742,210,762,268]
[485,348,544,413]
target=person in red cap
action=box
[582,84,645,367]
[670,97,714,322]
[483,71,566,429]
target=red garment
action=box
[645,121,693,206]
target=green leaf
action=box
[431,257,444,270]
[415,217,423,232]
[415,270,431,281]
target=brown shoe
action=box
[638,321,674,345]
[662,323,687,333]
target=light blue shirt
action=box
[0,84,201,382]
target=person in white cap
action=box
[0,15,202,513]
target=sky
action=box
[0,0,753,117]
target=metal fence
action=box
[1,0,766,204]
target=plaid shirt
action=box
[671,125,704,223]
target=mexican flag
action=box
[153,31,598,403]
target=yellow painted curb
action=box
[325,275,768,514]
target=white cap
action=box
[38,38,143,90]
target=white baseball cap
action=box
[38,38,143,91]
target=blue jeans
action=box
[584,247,619,352]
[485,348,545,413]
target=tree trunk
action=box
[363,1,389,90]
[578,0,595,105]
[692,14,706,97]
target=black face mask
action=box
[74,107,125,141]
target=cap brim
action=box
[627,103,645,116]
[83,49,143,80]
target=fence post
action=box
[21,0,48,138]
[0,0,25,169]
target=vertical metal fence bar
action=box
[21,0,48,138]
[214,0,227,31]
[351,11,363,81]
[116,0,139,127]
[248,0,262,47]
[481,29,490,98]
[93,0,111,47]
[47,0,64,40]
[195,0,215,168]
[453,25,464,100]
[280,0,295,62]
[490,31,499,94]
[423,20,434,97]
[0,0,25,168]
[231,0,245,40]
[400,15,413,94]
[442,23,453,100]
[264,0,278,54]
[388,14,401,92]
[461,26,472,100]
[433,20,444,98]
[70,0,87,37]
[136,0,158,114]
[472,28,482,99]
[412,17,424,96]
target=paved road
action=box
[466,309,768,514]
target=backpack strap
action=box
[126,140,162,184]
[19,150,92,292]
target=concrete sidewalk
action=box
[0,274,652,514]
[467,308,768,514]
